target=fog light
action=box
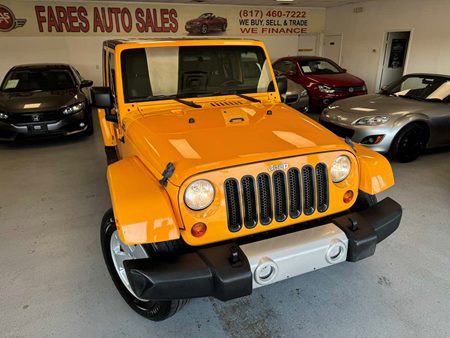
[343,190,354,203]
[254,257,278,285]
[191,222,207,237]
[79,122,85,128]
[361,135,384,144]
[325,239,346,263]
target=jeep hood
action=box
[127,103,352,186]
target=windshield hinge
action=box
[159,162,175,187]
[345,136,355,150]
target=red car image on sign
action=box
[0,4,26,32]
[185,13,227,35]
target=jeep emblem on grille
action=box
[32,114,40,122]
[268,163,289,171]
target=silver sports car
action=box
[320,73,450,162]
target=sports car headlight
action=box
[354,115,390,126]
[63,102,85,115]
[331,155,351,183]
[318,85,335,94]
[184,179,215,210]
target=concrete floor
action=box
[1,120,450,338]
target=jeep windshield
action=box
[1,69,76,92]
[121,45,273,103]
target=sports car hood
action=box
[305,73,365,87]
[127,102,353,186]
[330,94,438,121]
[0,88,82,113]
[186,19,202,25]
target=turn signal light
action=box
[191,222,207,237]
[343,190,354,203]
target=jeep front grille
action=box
[225,164,329,232]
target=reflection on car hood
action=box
[332,94,442,116]
[127,102,352,186]
[0,88,81,113]
[304,73,364,87]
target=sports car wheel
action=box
[201,24,208,34]
[390,123,427,162]
[100,209,188,321]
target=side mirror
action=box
[342,68,347,73]
[276,76,288,95]
[80,80,93,88]
[91,87,118,123]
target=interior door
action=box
[379,31,410,89]
[323,35,343,64]
[297,34,319,56]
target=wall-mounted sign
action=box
[0,1,325,36]
[0,4,26,32]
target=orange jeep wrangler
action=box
[92,38,402,321]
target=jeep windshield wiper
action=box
[129,95,202,108]
[197,90,261,103]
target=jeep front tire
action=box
[100,209,188,321]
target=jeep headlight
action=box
[318,85,335,94]
[63,102,85,115]
[331,155,351,183]
[354,115,390,126]
[184,179,215,210]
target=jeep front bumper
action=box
[124,197,401,301]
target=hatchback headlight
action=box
[63,102,85,115]
[354,115,390,126]
[331,155,351,183]
[184,179,215,210]
[318,85,335,94]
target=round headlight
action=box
[331,155,351,183]
[184,179,215,210]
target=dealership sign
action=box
[0,1,325,36]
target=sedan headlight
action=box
[63,102,85,115]
[0,112,8,120]
[318,85,335,94]
[354,115,390,126]
[184,179,215,210]
[331,155,351,183]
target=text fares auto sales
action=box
[34,6,178,33]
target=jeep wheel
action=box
[390,123,427,162]
[351,191,377,212]
[100,209,188,321]
[201,24,208,34]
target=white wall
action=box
[325,0,450,92]
[0,35,299,85]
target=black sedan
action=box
[0,64,93,141]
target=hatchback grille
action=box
[9,111,62,124]
[225,164,329,232]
